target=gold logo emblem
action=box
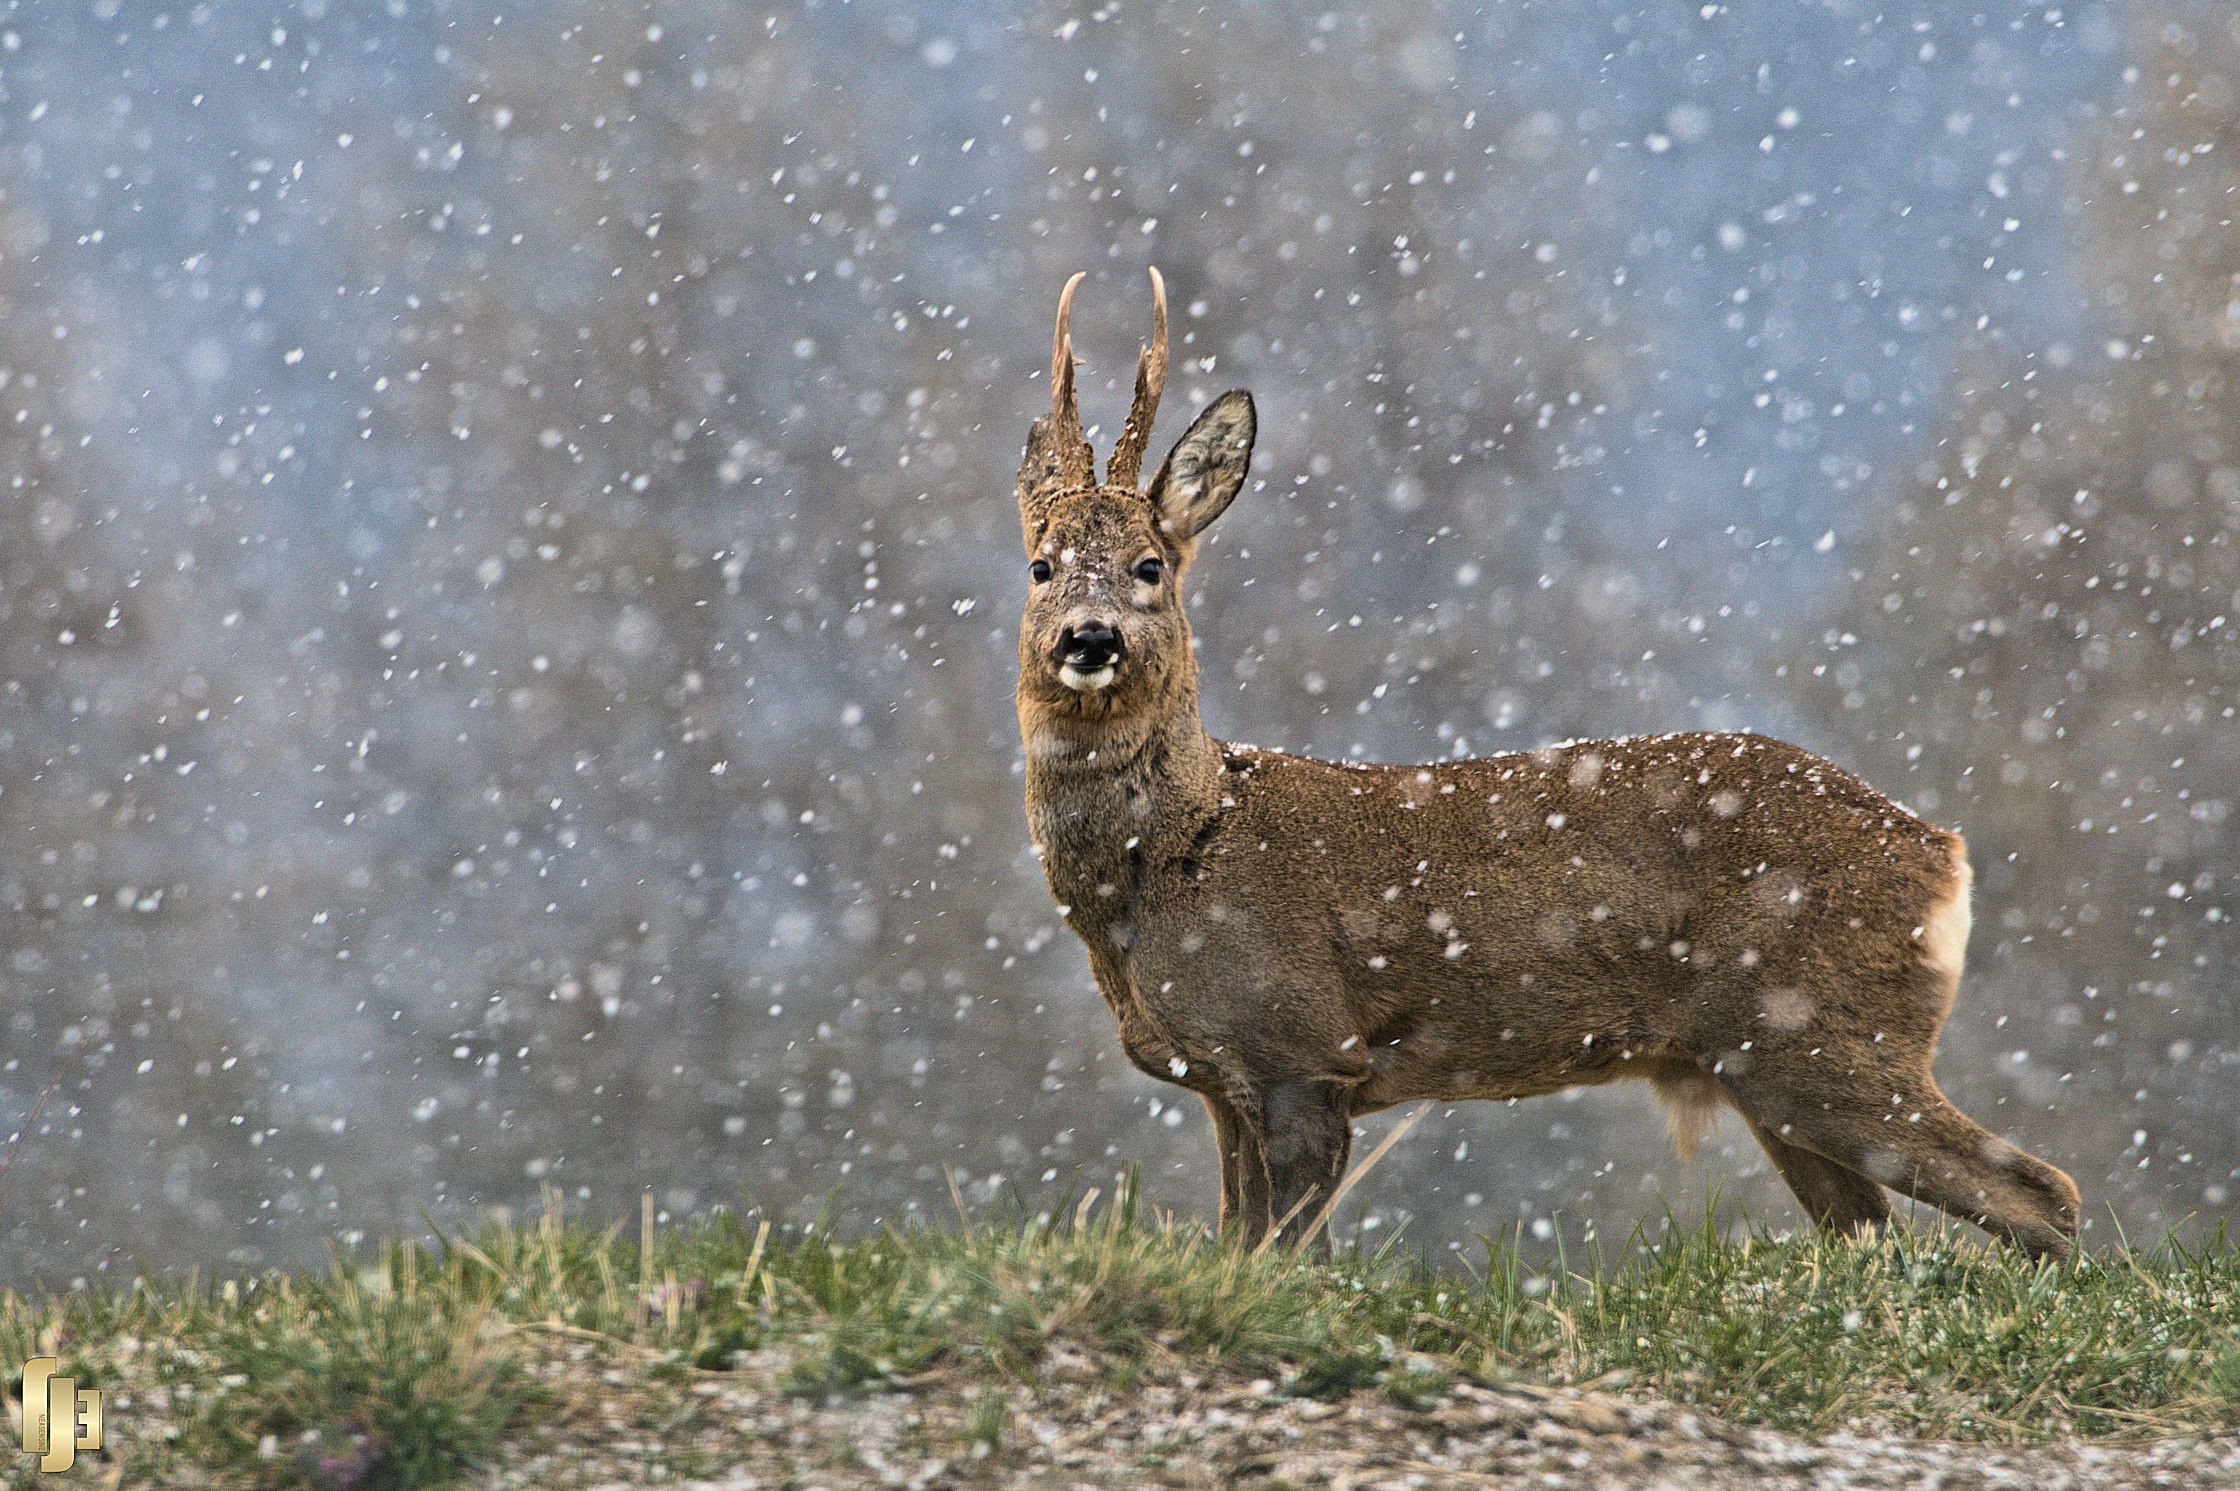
[17,1358,103,1473]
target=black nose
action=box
[1059,621,1123,670]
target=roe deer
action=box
[1013,268,2081,1259]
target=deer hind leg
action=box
[1258,1078,1352,1257]
[1733,1107,1891,1238]
[1855,1085,2080,1261]
[1837,849,2077,1258]
[1734,1062,2077,1260]
[1202,1090,1270,1244]
[1657,1064,1890,1238]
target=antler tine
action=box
[1044,271,1093,488]
[1051,271,1086,417]
[1108,265,1169,489]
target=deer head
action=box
[1015,269,1256,727]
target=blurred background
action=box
[1,0,2235,1288]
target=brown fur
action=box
[1012,272,2081,1260]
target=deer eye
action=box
[1029,559,1052,584]
[1133,556,1164,585]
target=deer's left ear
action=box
[1146,389,1255,543]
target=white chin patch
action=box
[1058,663,1116,693]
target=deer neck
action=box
[1022,676,1222,927]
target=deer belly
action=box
[1338,931,1654,1111]
[1346,1003,1571,1110]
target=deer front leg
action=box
[1202,1090,1270,1243]
[1259,1078,1353,1257]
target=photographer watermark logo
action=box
[17,1357,102,1473]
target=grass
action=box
[4,1183,2238,1487]
[1398,1212,2240,1438]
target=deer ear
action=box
[1146,389,1255,542]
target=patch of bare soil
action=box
[481,1342,2240,1491]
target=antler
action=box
[1019,269,1163,531]
[1044,271,1095,490]
[1107,266,1169,490]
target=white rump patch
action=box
[1652,1069,1726,1161]
[1918,850,1973,983]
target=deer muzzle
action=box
[1056,619,1125,690]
